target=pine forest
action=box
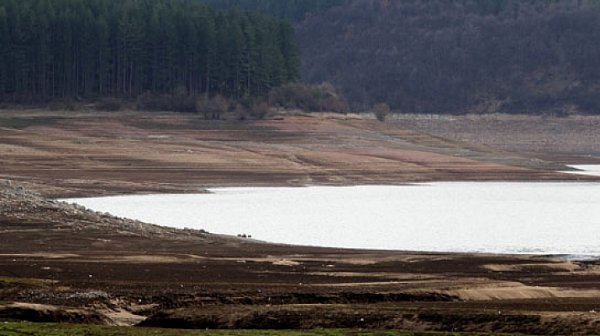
[195,0,350,21]
[0,0,300,102]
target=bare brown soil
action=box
[1,110,598,198]
[2,110,600,334]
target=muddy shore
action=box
[2,110,600,334]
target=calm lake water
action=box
[66,177,600,258]
[566,164,600,177]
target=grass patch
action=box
[0,323,537,336]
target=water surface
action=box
[565,164,600,177]
[66,182,600,257]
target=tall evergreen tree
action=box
[0,0,300,102]
[196,0,350,21]
[0,7,8,96]
[279,19,300,82]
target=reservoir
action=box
[565,164,600,177]
[66,179,600,258]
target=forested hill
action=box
[196,0,350,21]
[297,0,600,115]
[0,0,299,102]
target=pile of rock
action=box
[1,180,209,239]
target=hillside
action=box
[2,110,596,198]
[2,114,600,333]
[297,0,600,114]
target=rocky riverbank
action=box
[0,180,208,238]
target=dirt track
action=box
[2,110,600,334]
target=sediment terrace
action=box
[2,110,600,334]
[1,110,597,198]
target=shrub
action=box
[95,98,122,111]
[372,102,390,121]
[137,93,195,112]
[172,96,196,113]
[240,97,255,110]
[48,99,77,111]
[269,82,348,112]
[251,102,271,119]
[236,104,248,120]
[196,95,229,119]
[137,93,172,111]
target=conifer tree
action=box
[0,0,300,102]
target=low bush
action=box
[372,103,390,121]
[137,93,195,113]
[269,82,348,113]
[250,102,271,119]
[95,98,122,111]
[48,99,77,111]
[236,104,248,120]
[196,95,229,119]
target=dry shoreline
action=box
[2,110,600,199]
[2,110,600,334]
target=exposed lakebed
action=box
[66,168,600,258]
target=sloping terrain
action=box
[297,0,600,114]
[2,110,600,333]
[0,110,594,198]
[2,182,600,334]
[392,113,600,157]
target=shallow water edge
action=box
[64,178,600,261]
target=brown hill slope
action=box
[0,110,593,198]
[2,111,600,332]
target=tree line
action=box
[195,0,350,22]
[297,0,600,114]
[0,0,300,103]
